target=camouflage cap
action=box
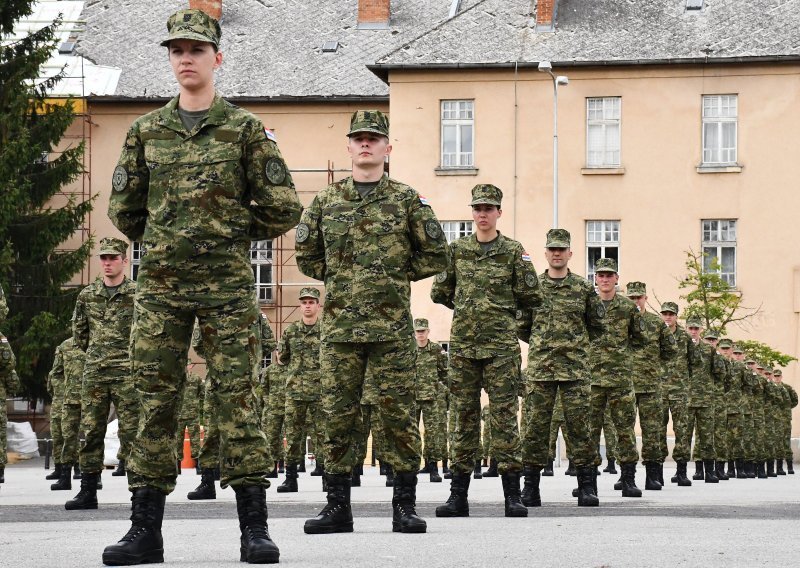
[413,318,429,331]
[732,345,744,354]
[703,329,719,340]
[347,110,389,137]
[756,362,765,370]
[718,338,733,349]
[625,281,646,297]
[98,237,128,256]
[594,258,618,273]
[298,287,320,300]
[660,301,679,314]
[765,367,774,375]
[161,9,221,48]
[773,368,783,377]
[745,359,756,365]
[469,184,503,207]
[685,317,703,328]
[545,228,571,248]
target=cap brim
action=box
[594,268,617,273]
[347,128,388,137]
[469,199,501,206]
[161,33,217,47]
[546,241,570,248]
[98,250,122,255]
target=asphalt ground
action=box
[2,458,798,567]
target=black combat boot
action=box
[351,465,361,488]
[266,462,278,479]
[620,463,642,497]
[379,461,388,476]
[472,461,483,479]
[614,474,623,491]
[735,459,747,479]
[756,461,768,479]
[51,464,72,491]
[277,464,298,493]
[603,458,618,475]
[46,463,62,480]
[0,467,4,483]
[564,460,577,476]
[483,458,499,478]
[187,468,216,500]
[297,461,306,473]
[644,462,662,490]
[304,473,354,534]
[435,472,470,517]
[176,459,182,475]
[767,460,777,477]
[417,460,431,475]
[442,459,451,476]
[692,460,704,480]
[727,460,736,478]
[392,472,427,533]
[73,463,82,480]
[501,471,528,517]
[746,461,757,478]
[716,460,729,480]
[704,459,719,483]
[576,467,599,507]
[385,464,395,487]
[277,460,285,474]
[234,485,280,564]
[542,460,554,476]
[787,460,795,474]
[195,462,201,475]
[102,487,166,566]
[112,459,127,477]
[65,472,99,510]
[658,463,665,486]
[675,461,692,486]
[776,459,786,475]
[310,460,324,476]
[521,467,541,507]
[429,461,442,483]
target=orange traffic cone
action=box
[181,427,196,470]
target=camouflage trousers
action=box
[602,408,619,461]
[726,413,745,460]
[79,377,138,474]
[635,391,665,464]
[549,405,616,462]
[49,397,65,464]
[480,409,493,461]
[661,395,690,463]
[522,380,595,469]
[590,385,639,466]
[449,354,521,474]
[416,400,445,461]
[284,398,323,465]
[126,294,268,494]
[320,339,420,475]
[197,396,221,469]
[262,407,285,464]
[713,399,728,461]
[176,421,202,461]
[741,413,756,461]
[687,406,715,461]
[59,403,82,464]
[752,410,768,461]
[433,396,448,461]
[0,405,7,467]
[354,404,388,465]
[784,412,794,461]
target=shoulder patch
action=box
[265,158,286,185]
[112,166,129,192]
[435,271,448,283]
[425,220,442,240]
[524,272,537,288]
[521,251,531,262]
[296,223,310,243]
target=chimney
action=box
[190,0,222,21]
[358,0,391,29]
[535,0,558,32]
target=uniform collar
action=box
[468,231,505,255]
[340,175,390,205]
[158,93,228,133]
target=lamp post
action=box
[538,61,568,229]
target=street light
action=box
[538,61,568,229]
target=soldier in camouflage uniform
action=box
[718,339,747,478]
[412,318,447,482]
[0,333,20,485]
[626,282,677,489]
[65,238,137,511]
[297,110,447,535]
[773,369,796,474]
[519,230,603,507]
[46,343,68,483]
[480,403,498,477]
[659,303,693,486]
[276,287,323,493]
[685,320,721,483]
[433,184,541,519]
[701,330,731,480]
[735,349,758,478]
[764,368,785,476]
[48,338,86,490]
[354,366,390,487]
[749,361,770,478]
[262,358,286,478]
[176,364,204,469]
[103,10,302,565]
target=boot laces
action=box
[120,525,149,543]
[245,524,270,541]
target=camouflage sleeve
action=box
[0,338,18,393]
[295,194,326,281]
[243,121,303,240]
[585,290,605,341]
[436,348,448,382]
[0,285,8,324]
[191,321,206,359]
[277,326,291,365]
[8,370,21,395]
[430,246,456,309]
[511,244,543,310]
[71,290,89,352]
[516,308,532,344]
[47,345,64,396]
[659,324,678,361]
[260,315,277,355]
[108,122,150,241]
[787,385,799,408]
[406,193,449,281]
[711,352,726,384]
[628,309,646,348]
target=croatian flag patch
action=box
[522,252,531,262]
[419,195,430,206]
[264,128,277,142]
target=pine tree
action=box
[0,1,93,401]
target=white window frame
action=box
[586,220,620,283]
[130,241,142,281]
[702,94,738,165]
[440,100,474,168]
[440,220,474,243]
[701,219,737,287]
[586,97,621,167]
[251,240,275,304]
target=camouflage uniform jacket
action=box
[50,338,86,406]
[724,358,746,414]
[751,374,766,415]
[296,175,448,343]
[0,285,7,324]
[663,325,692,398]
[431,232,542,359]
[47,344,68,408]
[259,313,277,357]
[278,320,321,401]
[782,383,799,411]
[590,293,644,389]
[108,94,302,300]
[741,367,759,414]
[0,334,20,399]
[520,270,603,383]
[630,310,677,393]
[687,341,724,408]
[415,340,447,401]
[72,276,136,379]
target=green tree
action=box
[0,1,93,402]
[735,340,796,371]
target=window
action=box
[251,240,275,303]
[441,220,474,243]
[586,97,621,167]
[702,219,736,287]
[130,241,142,281]
[586,220,620,283]
[702,95,737,165]
[440,100,474,168]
